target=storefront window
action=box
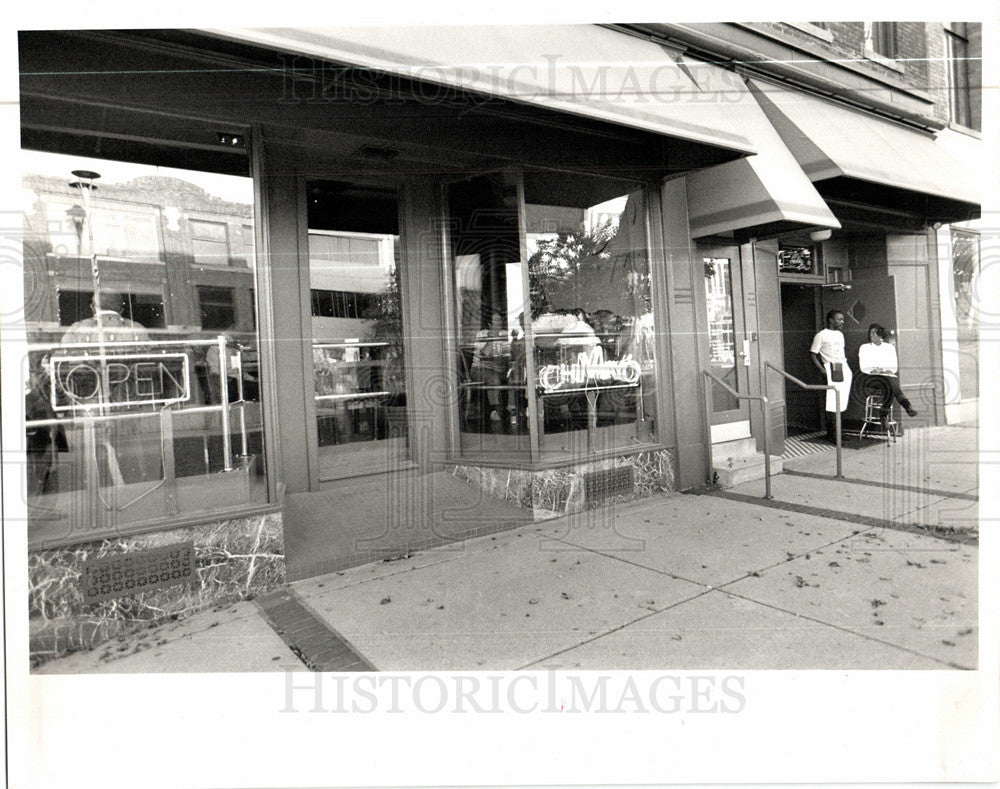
[952,229,980,398]
[449,172,657,462]
[448,173,528,457]
[306,181,407,479]
[526,180,656,458]
[22,150,267,547]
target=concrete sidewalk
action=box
[35,424,980,674]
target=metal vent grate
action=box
[83,542,196,604]
[583,466,634,505]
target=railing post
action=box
[761,396,772,499]
[704,369,772,500]
[834,390,843,478]
[218,334,233,472]
[702,372,714,486]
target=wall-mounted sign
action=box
[778,245,816,274]
[50,352,191,410]
[537,347,641,393]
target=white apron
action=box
[824,361,852,413]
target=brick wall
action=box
[768,22,952,122]
[969,23,983,130]
[924,23,952,125]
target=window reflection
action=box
[703,256,740,412]
[449,172,657,461]
[22,150,266,546]
[449,174,529,453]
[306,181,407,478]
[526,184,655,455]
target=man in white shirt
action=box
[810,310,852,441]
[858,323,918,421]
[60,291,150,346]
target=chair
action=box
[858,394,897,446]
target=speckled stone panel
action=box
[28,512,284,666]
[450,449,675,522]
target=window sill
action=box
[319,459,418,484]
[946,122,982,139]
[784,22,834,44]
[443,441,673,472]
[862,48,905,73]
[28,501,282,552]
[192,264,252,272]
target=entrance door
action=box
[781,283,823,433]
[306,180,409,480]
[699,243,751,441]
[821,276,898,425]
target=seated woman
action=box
[858,323,918,423]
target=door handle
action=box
[740,340,751,366]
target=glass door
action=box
[699,243,751,436]
[306,181,408,479]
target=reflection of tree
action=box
[527,219,650,317]
[952,232,980,330]
[362,266,406,396]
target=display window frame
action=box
[18,130,283,550]
[441,168,668,468]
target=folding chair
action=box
[858,394,897,446]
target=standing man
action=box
[810,310,852,442]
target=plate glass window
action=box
[21,150,267,547]
[306,181,408,480]
[448,171,658,462]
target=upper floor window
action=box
[863,22,896,59]
[197,284,236,329]
[190,218,230,266]
[945,22,979,130]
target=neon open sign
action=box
[50,353,192,411]
[537,347,641,393]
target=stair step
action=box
[713,454,783,488]
[711,437,758,465]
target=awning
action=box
[682,59,840,238]
[204,26,756,159]
[747,78,979,220]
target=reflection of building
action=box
[23,173,256,344]
[15,24,981,662]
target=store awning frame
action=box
[747,78,979,222]
[203,25,759,160]
[683,61,840,239]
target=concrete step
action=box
[713,454,784,488]
[711,437,758,466]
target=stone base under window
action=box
[28,512,284,668]
[449,449,676,520]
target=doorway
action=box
[780,283,823,434]
[821,276,898,428]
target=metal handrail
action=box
[703,370,772,499]
[764,362,843,478]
